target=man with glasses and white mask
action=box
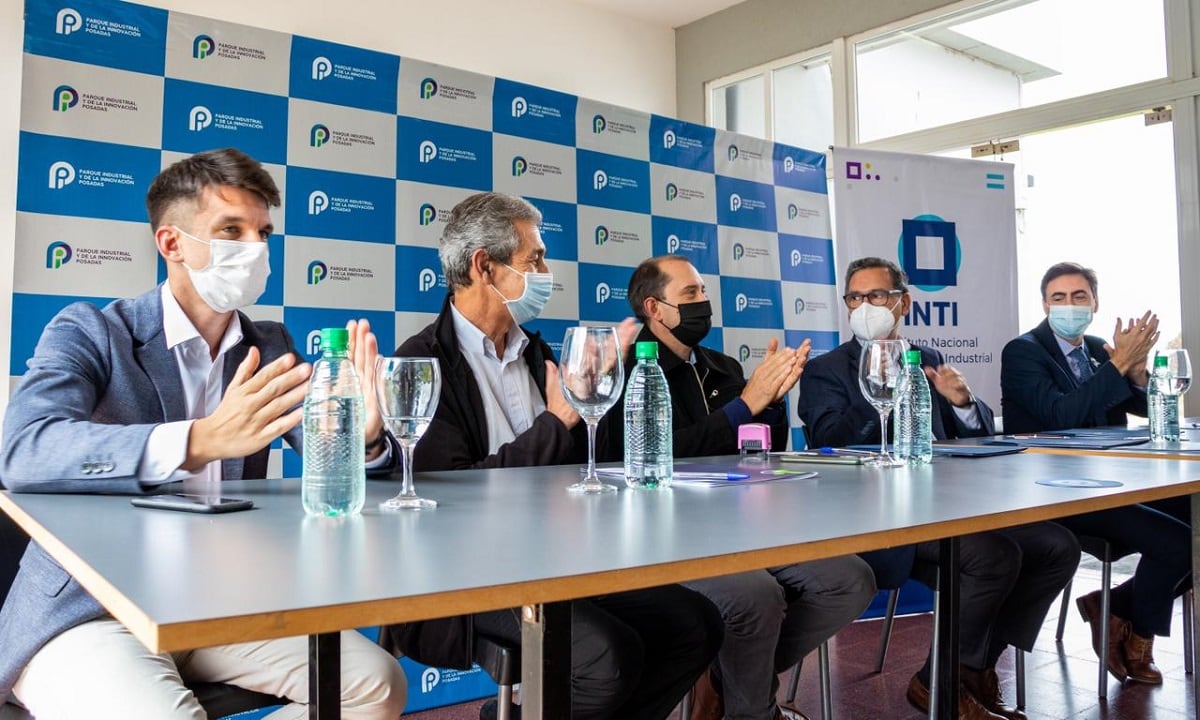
[1001,261,1190,687]
[798,257,1079,720]
[385,192,723,720]
[0,148,406,719]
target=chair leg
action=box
[874,588,901,674]
[819,640,833,720]
[497,684,514,720]
[1015,650,1026,710]
[1055,577,1073,642]
[785,659,802,705]
[928,588,940,718]
[1184,589,1195,676]
[1098,560,1113,700]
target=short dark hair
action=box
[844,256,908,293]
[1040,262,1098,299]
[145,148,280,229]
[627,255,685,321]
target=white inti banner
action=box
[831,147,1018,409]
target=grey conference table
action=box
[3,452,1200,720]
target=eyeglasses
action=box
[842,289,903,308]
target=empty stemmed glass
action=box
[559,326,624,494]
[858,339,908,467]
[1160,348,1192,396]
[375,356,441,510]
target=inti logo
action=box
[665,183,678,201]
[52,85,78,112]
[594,226,608,245]
[511,156,528,176]
[845,160,881,181]
[728,145,739,161]
[732,243,745,260]
[418,203,437,226]
[307,190,329,215]
[592,170,608,190]
[420,668,441,694]
[666,234,680,253]
[310,124,330,147]
[188,106,212,132]
[192,34,215,59]
[738,344,751,362]
[48,161,75,189]
[307,260,328,285]
[729,194,743,212]
[511,96,528,118]
[418,140,438,163]
[593,115,606,134]
[787,204,799,220]
[596,282,612,303]
[45,241,72,269]
[418,268,438,292]
[662,129,676,149]
[419,77,438,99]
[306,329,322,356]
[55,7,81,35]
[735,293,749,312]
[312,56,333,81]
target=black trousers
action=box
[472,584,723,720]
[1056,501,1192,638]
[914,521,1080,670]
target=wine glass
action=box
[857,339,908,468]
[1160,348,1192,395]
[560,326,624,494]
[375,356,441,510]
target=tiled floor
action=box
[407,555,1195,719]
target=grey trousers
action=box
[685,555,877,720]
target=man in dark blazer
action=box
[1000,261,1189,686]
[388,192,722,720]
[0,149,406,717]
[799,257,1079,720]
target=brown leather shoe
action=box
[690,665,723,720]
[905,673,1006,720]
[1076,590,1130,682]
[960,666,1027,720]
[1123,631,1164,684]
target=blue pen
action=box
[819,447,874,456]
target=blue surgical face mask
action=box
[1047,304,1093,340]
[492,263,553,325]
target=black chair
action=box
[1054,534,1194,699]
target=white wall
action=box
[0,0,676,413]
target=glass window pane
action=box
[856,0,1166,142]
[773,57,834,151]
[712,75,765,139]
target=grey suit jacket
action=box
[0,286,305,699]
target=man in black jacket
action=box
[388,193,722,720]
[598,255,877,720]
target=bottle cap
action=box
[635,341,659,360]
[1154,354,1168,367]
[319,327,350,352]
[904,349,921,365]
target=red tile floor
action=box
[407,555,1195,719]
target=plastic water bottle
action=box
[624,341,673,489]
[303,327,366,516]
[894,349,933,465]
[1149,354,1180,442]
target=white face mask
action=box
[491,263,553,325]
[174,226,270,313]
[849,300,901,342]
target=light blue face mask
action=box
[1047,304,1093,340]
[493,263,553,325]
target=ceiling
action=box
[571,0,746,29]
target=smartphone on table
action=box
[130,493,254,514]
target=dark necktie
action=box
[1069,346,1094,382]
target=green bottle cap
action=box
[1154,354,1168,368]
[905,349,922,365]
[635,341,659,360]
[319,327,349,352]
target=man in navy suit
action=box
[798,257,1079,720]
[0,149,406,718]
[1001,261,1190,685]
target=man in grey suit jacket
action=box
[0,148,407,718]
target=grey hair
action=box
[439,193,542,290]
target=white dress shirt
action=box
[449,303,547,455]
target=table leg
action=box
[932,537,960,720]
[1192,494,1199,720]
[309,631,341,720]
[520,602,572,719]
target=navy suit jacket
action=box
[0,286,379,699]
[797,338,996,587]
[1000,319,1147,434]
